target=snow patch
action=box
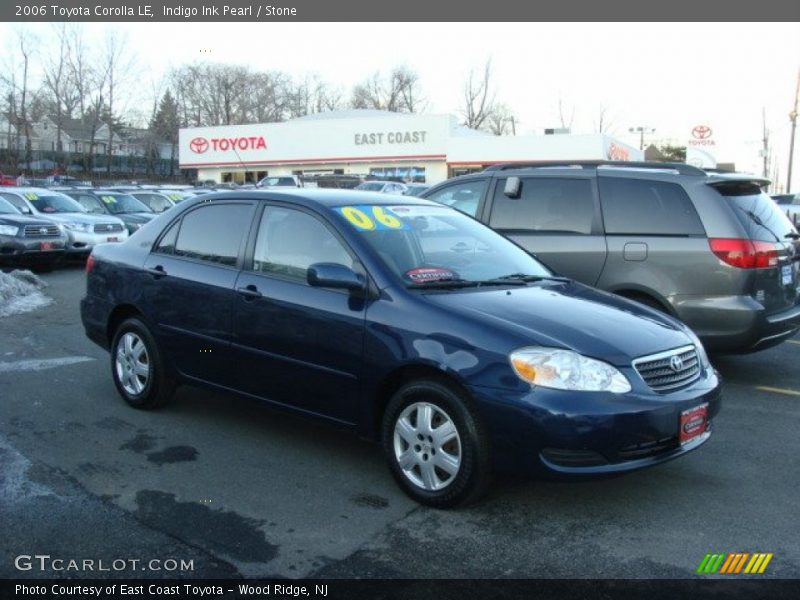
[0,269,53,318]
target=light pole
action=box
[787,68,799,193]
[629,126,656,151]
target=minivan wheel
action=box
[110,317,174,409]
[382,379,491,508]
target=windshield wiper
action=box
[742,209,782,243]
[488,273,571,283]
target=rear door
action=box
[142,201,255,385]
[484,175,607,284]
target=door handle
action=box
[236,284,262,300]
[145,265,167,278]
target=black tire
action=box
[110,317,174,409]
[381,378,491,508]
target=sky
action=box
[2,21,800,191]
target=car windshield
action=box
[0,197,18,214]
[335,203,553,287]
[27,192,86,214]
[95,193,153,214]
[356,182,385,192]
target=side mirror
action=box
[307,262,366,292]
[504,176,521,198]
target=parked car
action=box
[772,193,800,226]
[60,189,156,235]
[355,181,408,194]
[0,187,128,256]
[125,190,179,213]
[403,183,430,197]
[81,189,721,507]
[256,175,302,189]
[420,161,800,353]
[0,196,67,269]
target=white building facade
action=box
[179,110,643,185]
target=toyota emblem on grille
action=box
[669,355,684,372]
[39,227,48,234]
[106,225,113,231]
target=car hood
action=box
[35,212,124,225]
[424,281,693,365]
[117,212,156,223]
[0,213,60,227]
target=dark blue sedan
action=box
[81,190,722,507]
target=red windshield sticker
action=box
[405,268,456,283]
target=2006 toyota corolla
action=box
[81,190,722,507]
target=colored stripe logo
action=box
[697,552,773,574]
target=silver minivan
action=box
[421,162,800,353]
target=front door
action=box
[230,205,367,424]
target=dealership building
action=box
[178,110,643,185]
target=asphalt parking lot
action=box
[1,265,799,579]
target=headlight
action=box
[510,347,632,393]
[682,327,710,368]
[64,222,91,232]
[0,224,19,236]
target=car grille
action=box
[23,224,61,237]
[93,223,124,233]
[617,436,678,460]
[633,345,701,392]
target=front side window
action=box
[425,179,489,217]
[0,197,18,214]
[252,207,354,279]
[489,178,594,235]
[599,177,705,236]
[172,203,253,266]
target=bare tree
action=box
[42,24,79,168]
[461,59,496,130]
[350,66,425,113]
[485,103,516,136]
[102,30,135,174]
[594,103,614,134]
[557,96,574,130]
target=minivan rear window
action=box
[713,182,798,242]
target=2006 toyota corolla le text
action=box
[80,189,722,507]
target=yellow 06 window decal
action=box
[336,205,409,231]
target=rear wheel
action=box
[110,317,174,409]
[382,379,491,507]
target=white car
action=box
[355,181,408,194]
[0,187,128,256]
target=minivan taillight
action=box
[85,254,95,274]
[709,238,780,269]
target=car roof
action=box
[197,188,438,209]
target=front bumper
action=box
[64,229,128,254]
[673,294,800,353]
[468,366,722,477]
[0,235,66,262]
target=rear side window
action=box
[0,193,29,213]
[714,182,798,242]
[489,178,594,234]
[599,178,705,236]
[425,179,488,217]
[171,203,253,266]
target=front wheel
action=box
[382,379,491,508]
[110,317,174,409]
